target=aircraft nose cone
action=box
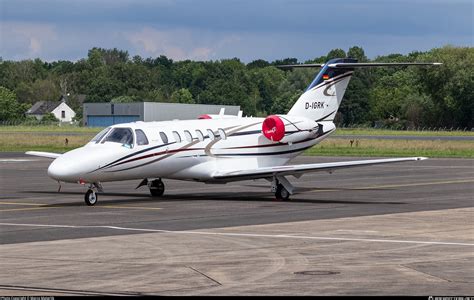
[48,158,70,181]
[48,156,82,182]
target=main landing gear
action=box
[135,178,165,197]
[271,176,294,201]
[84,183,103,206]
[149,179,165,197]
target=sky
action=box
[0,0,472,62]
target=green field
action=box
[0,125,472,158]
[333,128,474,137]
[305,138,474,158]
[0,125,101,133]
[1,125,472,136]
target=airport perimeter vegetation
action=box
[1,125,473,158]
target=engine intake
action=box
[262,115,285,141]
[262,114,325,143]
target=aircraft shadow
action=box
[23,190,406,206]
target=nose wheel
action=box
[149,179,165,197]
[85,189,98,206]
[84,183,102,206]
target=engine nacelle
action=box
[262,115,286,141]
[262,115,320,143]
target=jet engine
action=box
[262,115,321,143]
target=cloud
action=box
[125,27,238,61]
[0,21,58,59]
[0,0,471,62]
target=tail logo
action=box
[323,81,337,96]
[265,127,277,134]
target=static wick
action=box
[57,181,62,192]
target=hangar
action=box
[83,102,241,127]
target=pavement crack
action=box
[400,264,451,282]
[186,265,222,286]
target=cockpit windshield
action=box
[102,128,134,147]
[90,127,111,143]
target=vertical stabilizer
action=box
[287,58,356,121]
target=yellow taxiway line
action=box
[0,202,162,212]
[0,178,472,211]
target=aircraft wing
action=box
[213,157,427,181]
[25,151,62,159]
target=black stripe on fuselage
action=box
[90,142,175,172]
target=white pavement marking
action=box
[0,222,473,247]
[0,159,38,162]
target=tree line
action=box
[0,45,472,129]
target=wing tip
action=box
[25,151,61,159]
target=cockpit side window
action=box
[90,127,111,143]
[136,129,149,146]
[102,128,134,147]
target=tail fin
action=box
[287,58,356,122]
[286,59,441,122]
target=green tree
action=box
[416,46,474,128]
[347,46,368,62]
[170,88,194,104]
[326,49,346,60]
[41,112,59,123]
[0,86,28,121]
[111,95,137,103]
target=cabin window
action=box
[136,129,149,145]
[90,127,111,143]
[159,132,169,144]
[172,131,181,143]
[207,129,215,140]
[102,128,134,147]
[184,130,193,142]
[196,129,204,141]
[61,110,65,119]
[218,128,227,140]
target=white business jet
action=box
[26,58,441,205]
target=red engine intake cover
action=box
[262,115,285,141]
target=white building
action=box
[26,100,76,123]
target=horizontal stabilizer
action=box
[213,157,428,181]
[278,62,441,69]
[277,63,325,69]
[25,151,61,159]
[328,62,442,68]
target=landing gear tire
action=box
[149,179,165,197]
[275,184,290,201]
[85,189,98,206]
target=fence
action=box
[0,119,472,132]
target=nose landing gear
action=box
[84,189,98,206]
[84,182,103,206]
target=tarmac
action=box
[0,153,473,295]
